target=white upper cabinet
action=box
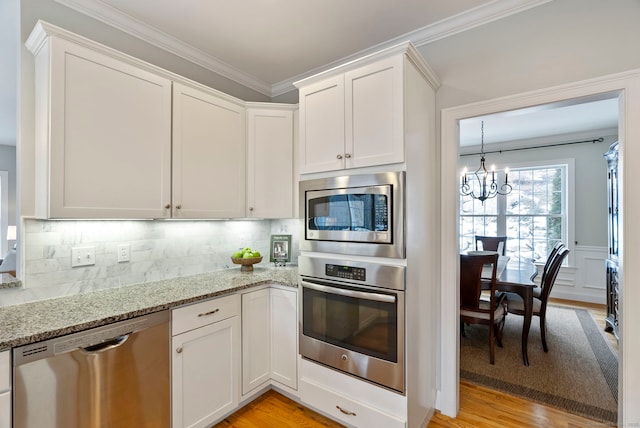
[28,25,172,219]
[345,56,404,169]
[298,75,345,173]
[246,104,296,218]
[173,83,246,218]
[296,43,439,175]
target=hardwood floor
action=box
[215,299,618,428]
[214,389,343,427]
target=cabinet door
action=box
[173,83,246,218]
[247,107,294,218]
[298,75,345,174]
[0,392,9,428]
[345,55,405,169]
[0,351,9,428]
[270,287,298,389]
[241,288,271,394]
[172,316,240,428]
[40,38,172,218]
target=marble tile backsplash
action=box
[0,218,299,307]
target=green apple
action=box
[251,251,261,258]
[231,251,243,259]
[242,251,254,258]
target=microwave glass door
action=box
[302,281,398,362]
[307,186,390,234]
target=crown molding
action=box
[56,0,551,98]
[273,0,552,96]
[54,0,272,96]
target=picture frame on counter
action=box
[270,234,291,265]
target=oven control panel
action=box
[325,264,366,281]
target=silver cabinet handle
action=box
[164,204,171,209]
[176,346,183,354]
[302,280,396,303]
[249,207,254,212]
[336,405,356,416]
[336,154,343,159]
[198,308,220,317]
[345,153,351,158]
[175,204,182,210]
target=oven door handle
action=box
[301,280,396,303]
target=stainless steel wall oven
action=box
[299,255,405,393]
[300,171,405,258]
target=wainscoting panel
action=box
[544,245,607,304]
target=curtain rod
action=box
[461,137,605,157]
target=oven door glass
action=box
[302,280,398,362]
[306,187,390,233]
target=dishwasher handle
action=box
[80,333,130,353]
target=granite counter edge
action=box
[0,276,297,352]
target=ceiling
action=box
[1,0,620,148]
[55,0,547,96]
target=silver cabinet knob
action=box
[165,204,171,209]
[249,207,254,212]
[345,153,351,159]
[337,154,343,160]
[176,347,183,354]
[175,205,182,210]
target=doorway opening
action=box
[437,70,640,424]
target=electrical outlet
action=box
[71,246,96,267]
[117,244,130,263]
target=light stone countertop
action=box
[0,264,298,351]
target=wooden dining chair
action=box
[475,235,507,256]
[504,245,570,352]
[460,253,508,364]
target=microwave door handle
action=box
[302,280,396,303]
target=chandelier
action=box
[460,121,512,204]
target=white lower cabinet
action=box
[241,286,298,396]
[241,288,271,393]
[172,295,241,428]
[171,286,298,427]
[300,359,406,428]
[0,351,10,428]
[269,287,298,389]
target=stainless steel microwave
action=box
[299,171,405,258]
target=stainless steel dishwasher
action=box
[13,310,170,428]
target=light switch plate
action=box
[71,246,96,267]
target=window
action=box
[460,162,570,265]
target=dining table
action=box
[486,260,538,366]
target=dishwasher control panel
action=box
[14,310,169,366]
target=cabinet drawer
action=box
[300,378,405,428]
[172,294,240,336]
[0,351,9,392]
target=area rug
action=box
[460,306,618,424]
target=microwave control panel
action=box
[325,264,366,281]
